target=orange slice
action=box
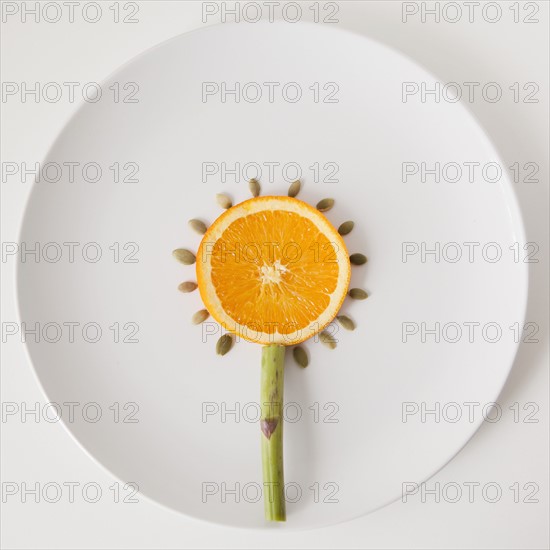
[196,196,351,345]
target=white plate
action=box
[17,22,527,529]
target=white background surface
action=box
[1,1,548,548]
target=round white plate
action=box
[18,22,527,529]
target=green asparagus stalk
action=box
[260,344,286,521]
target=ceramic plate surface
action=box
[18,22,527,529]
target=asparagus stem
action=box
[260,344,286,522]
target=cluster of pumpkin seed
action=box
[290,185,368,367]
[172,178,369,362]
[172,199,233,355]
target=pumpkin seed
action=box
[336,315,356,331]
[288,180,301,198]
[172,248,196,265]
[338,221,354,236]
[319,331,337,349]
[178,281,198,293]
[349,288,368,300]
[292,346,309,368]
[216,193,232,209]
[350,253,367,265]
[192,309,210,325]
[216,333,234,356]
[188,219,207,235]
[249,178,260,197]
[316,198,334,212]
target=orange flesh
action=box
[210,210,339,335]
[196,196,351,345]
